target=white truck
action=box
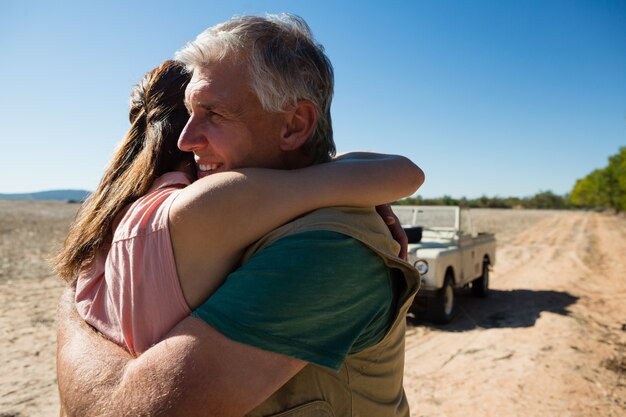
[392,205,496,324]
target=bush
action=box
[570,147,626,212]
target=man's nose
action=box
[178,117,206,152]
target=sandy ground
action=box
[0,200,79,417]
[0,202,625,416]
[405,209,626,417]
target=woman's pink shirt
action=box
[75,172,192,355]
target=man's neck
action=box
[280,150,317,170]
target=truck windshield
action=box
[392,206,458,230]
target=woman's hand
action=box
[376,204,408,260]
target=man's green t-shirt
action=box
[192,231,397,370]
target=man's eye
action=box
[208,111,223,120]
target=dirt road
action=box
[404,209,626,417]
[0,203,624,416]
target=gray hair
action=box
[175,13,336,163]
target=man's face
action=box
[178,58,288,178]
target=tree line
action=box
[396,146,625,211]
[395,191,573,210]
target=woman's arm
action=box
[328,151,424,204]
[169,152,424,307]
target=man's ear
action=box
[279,100,317,151]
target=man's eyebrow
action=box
[185,96,222,110]
[203,100,242,117]
[185,95,240,117]
[199,102,218,111]
[182,99,215,114]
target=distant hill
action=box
[0,189,91,202]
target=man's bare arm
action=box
[56,288,305,417]
[57,288,132,416]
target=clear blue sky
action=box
[1,0,624,198]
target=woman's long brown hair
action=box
[54,60,193,282]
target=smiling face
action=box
[178,58,289,178]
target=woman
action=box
[54,60,423,355]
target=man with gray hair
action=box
[57,14,421,417]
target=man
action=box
[57,14,422,416]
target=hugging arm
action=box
[173,151,423,242]
[57,287,305,417]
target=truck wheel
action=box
[471,262,489,298]
[428,272,455,324]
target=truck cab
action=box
[392,205,496,323]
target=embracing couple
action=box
[55,13,424,417]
